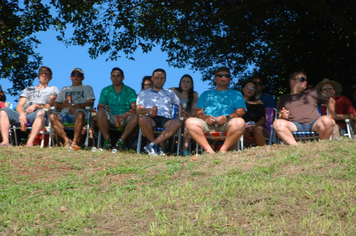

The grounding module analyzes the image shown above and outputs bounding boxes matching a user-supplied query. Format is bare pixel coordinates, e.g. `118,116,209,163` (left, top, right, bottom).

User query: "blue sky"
1,29,212,107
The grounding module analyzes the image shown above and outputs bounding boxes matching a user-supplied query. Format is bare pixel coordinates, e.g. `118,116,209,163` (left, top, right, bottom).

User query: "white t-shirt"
20,86,59,110
136,88,180,118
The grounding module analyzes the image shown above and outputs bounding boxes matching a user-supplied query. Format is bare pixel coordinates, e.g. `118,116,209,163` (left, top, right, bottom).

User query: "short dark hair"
38,66,52,77
215,67,230,75
111,67,124,77
152,68,166,77
288,71,306,84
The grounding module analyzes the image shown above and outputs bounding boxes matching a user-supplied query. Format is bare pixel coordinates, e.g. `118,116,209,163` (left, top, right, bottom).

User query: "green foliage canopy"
0,0,52,96
1,0,356,97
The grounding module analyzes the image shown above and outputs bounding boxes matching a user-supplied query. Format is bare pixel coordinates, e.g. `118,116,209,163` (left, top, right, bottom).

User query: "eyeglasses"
71,73,83,77
322,87,334,91
216,74,231,78
245,86,256,90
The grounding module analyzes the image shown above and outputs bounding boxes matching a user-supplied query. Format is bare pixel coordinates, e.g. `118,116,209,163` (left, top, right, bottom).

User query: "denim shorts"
152,116,172,127
0,107,42,124
54,109,86,125
291,119,317,132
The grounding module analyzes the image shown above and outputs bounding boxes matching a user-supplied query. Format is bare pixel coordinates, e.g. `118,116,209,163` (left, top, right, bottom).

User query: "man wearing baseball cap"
49,68,95,149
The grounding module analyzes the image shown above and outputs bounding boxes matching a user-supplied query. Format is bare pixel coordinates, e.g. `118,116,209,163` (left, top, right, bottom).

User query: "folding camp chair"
9,108,51,148
195,131,244,156
291,104,330,141
48,106,95,148
136,104,182,155
244,107,278,146
343,119,355,139
271,104,331,144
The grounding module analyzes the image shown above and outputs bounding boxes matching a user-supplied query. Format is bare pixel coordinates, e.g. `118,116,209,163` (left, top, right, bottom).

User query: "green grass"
1,139,356,235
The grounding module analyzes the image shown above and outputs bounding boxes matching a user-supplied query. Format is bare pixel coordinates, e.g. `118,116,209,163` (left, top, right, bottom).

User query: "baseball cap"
71,67,84,75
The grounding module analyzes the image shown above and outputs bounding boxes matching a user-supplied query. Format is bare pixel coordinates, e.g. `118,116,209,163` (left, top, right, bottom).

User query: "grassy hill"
1,139,356,235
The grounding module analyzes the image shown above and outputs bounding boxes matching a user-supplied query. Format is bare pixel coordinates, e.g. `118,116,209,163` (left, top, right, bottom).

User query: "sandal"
64,141,72,148
0,143,10,147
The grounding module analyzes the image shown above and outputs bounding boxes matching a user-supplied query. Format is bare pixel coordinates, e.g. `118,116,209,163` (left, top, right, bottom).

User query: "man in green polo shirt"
96,67,138,150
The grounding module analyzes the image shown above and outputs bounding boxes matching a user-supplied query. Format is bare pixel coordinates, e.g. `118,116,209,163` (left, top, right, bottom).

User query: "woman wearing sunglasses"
241,80,269,146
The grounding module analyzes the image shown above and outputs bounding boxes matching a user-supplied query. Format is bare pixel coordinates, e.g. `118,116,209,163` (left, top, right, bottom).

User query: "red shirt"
321,95,356,129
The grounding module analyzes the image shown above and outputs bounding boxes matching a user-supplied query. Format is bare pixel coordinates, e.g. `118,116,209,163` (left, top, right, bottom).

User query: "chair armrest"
85,106,94,112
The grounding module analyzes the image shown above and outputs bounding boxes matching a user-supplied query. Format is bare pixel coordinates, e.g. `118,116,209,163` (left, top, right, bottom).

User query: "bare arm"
326,97,336,119
97,103,110,112
195,107,216,125
136,104,155,117
16,97,28,124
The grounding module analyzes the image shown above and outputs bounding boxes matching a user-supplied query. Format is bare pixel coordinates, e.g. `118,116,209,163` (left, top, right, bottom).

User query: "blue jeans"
0,107,42,124
291,119,318,132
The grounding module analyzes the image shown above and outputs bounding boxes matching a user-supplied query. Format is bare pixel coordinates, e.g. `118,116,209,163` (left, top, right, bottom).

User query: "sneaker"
103,139,112,149
157,146,166,156
143,143,159,156
115,140,127,150
181,150,190,156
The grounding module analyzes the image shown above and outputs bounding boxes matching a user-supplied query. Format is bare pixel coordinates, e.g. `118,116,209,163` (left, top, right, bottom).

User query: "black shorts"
152,116,172,127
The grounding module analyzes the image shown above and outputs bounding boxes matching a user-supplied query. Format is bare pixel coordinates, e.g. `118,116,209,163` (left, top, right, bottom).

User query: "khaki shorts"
191,117,230,132
101,109,131,127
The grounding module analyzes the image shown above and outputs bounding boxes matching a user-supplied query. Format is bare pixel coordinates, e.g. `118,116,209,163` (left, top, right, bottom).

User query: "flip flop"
25,144,34,147
0,143,9,147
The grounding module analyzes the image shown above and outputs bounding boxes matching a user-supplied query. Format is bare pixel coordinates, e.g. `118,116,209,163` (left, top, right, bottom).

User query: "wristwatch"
225,115,231,121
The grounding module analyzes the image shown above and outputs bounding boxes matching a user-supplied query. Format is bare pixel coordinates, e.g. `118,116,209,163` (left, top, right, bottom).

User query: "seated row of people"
0,66,355,153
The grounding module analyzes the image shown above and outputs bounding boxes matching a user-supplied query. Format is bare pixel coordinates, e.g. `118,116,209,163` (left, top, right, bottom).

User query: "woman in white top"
170,74,198,156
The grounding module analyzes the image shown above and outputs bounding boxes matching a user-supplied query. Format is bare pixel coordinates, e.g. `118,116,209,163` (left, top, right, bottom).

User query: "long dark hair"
242,80,258,102
141,76,152,91
176,74,195,112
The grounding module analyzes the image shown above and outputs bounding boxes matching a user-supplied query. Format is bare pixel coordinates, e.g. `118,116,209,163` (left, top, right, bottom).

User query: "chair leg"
13,126,18,146
195,142,199,157
136,128,143,154
176,129,181,156
97,130,102,148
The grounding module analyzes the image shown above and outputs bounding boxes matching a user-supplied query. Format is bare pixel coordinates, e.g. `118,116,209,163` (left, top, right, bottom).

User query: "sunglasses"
71,72,83,77
143,84,152,86
216,74,231,78
297,77,308,82
244,86,256,90
322,87,334,91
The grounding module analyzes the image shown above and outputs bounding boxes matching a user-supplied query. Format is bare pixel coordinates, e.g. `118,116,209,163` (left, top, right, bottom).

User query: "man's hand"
19,113,27,126
215,115,228,125
280,107,290,120
204,115,217,125
68,105,77,115
25,104,37,114
115,114,125,123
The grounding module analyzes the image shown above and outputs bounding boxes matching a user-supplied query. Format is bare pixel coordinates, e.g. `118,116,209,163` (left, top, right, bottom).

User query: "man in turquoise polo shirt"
185,67,246,154
96,67,138,150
